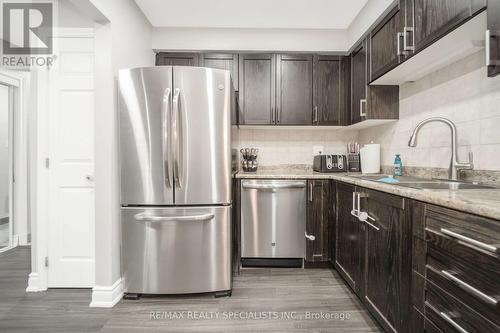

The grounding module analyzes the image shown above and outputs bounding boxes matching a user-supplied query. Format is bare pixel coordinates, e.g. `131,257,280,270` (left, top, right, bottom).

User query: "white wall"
151,0,396,53
359,51,500,171
347,0,397,48
89,0,153,304
152,28,349,53
238,128,359,166
0,85,9,219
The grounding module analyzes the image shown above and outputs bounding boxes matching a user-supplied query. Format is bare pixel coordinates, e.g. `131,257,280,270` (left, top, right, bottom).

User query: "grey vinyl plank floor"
0,247,382,332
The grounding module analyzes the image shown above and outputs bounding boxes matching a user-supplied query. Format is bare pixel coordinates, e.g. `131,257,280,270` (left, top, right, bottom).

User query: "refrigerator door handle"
172,88,183,188
162,87,172,188
134,212,215,222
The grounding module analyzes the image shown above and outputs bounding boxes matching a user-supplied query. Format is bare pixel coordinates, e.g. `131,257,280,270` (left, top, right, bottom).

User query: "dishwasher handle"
242,182,306,190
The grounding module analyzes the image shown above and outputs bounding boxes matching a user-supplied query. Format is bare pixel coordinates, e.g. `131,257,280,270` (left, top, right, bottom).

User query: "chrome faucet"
408,117,473,180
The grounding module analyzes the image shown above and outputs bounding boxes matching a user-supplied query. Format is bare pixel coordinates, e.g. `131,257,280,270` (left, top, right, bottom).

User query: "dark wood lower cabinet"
361,188,410,333
305,180,332,264
335,182,363,294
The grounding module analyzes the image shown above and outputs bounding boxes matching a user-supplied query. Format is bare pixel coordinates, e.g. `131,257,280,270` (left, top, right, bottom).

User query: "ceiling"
135,0,369,29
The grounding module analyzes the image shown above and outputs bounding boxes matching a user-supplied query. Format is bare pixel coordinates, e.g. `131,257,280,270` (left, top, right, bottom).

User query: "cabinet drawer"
425,205,500,256
425,227,500,293
425,280,499,333
426,252,500,327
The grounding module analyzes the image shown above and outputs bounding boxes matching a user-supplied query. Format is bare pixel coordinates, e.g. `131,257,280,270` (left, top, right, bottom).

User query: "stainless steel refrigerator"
118,66,234,296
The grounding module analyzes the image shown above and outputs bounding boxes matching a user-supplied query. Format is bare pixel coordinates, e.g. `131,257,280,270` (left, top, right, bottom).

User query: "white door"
48,30,95,287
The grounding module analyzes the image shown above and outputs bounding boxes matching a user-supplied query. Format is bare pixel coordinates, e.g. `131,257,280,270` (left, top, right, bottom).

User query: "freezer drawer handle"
242,182,306,190
133,212,215,222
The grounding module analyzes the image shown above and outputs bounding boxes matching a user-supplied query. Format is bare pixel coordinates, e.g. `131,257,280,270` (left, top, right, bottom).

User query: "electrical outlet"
313,145,323,156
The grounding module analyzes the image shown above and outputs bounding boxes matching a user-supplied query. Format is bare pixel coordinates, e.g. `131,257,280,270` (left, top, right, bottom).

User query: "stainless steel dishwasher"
241,180,306,264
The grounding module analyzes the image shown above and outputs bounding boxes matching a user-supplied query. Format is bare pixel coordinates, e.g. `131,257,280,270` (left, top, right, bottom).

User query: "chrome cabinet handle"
440,228,499,254
162,87,172,188
397,32,404,56
134,213,214,222
85,174,94,182
313,106,318,124
172,88,183,188
305,232,316,241
351,192,360,218
360,99,367,117
441,270,498,305
486,30,491,66
309,183,313,202
271,107,275,123
403,26,414,52
439,312,469,333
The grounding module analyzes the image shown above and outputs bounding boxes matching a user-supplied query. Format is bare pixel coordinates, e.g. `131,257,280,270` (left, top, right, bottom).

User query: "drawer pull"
441,270,498,305
440,228,499,254
438,311,469,333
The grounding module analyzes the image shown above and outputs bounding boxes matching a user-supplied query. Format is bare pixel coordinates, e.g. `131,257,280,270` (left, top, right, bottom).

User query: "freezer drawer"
241,180,306,258
121,206,231,294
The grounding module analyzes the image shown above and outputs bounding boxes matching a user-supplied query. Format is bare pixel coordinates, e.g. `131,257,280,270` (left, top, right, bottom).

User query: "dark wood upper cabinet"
312,56,350,126
361,189,411,333
200,53,239,90
412,0,474,52
487,0,500,77
305,180,331,263
276,54,313,125
369,4,405,82
351,42,367,125
238,54,275,125
155,52,199,66
351,39,399,125
335,182,363,294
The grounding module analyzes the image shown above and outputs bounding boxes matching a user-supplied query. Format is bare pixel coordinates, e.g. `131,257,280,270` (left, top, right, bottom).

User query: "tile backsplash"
359,50,500,171
238,128,359,166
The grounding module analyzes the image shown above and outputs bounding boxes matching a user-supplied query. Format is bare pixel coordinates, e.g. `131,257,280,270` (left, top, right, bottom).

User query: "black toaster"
313,155,348,172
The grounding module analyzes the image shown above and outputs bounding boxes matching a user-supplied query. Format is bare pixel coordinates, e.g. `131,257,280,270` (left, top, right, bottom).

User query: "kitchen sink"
348,174,497,190
396,182,496,190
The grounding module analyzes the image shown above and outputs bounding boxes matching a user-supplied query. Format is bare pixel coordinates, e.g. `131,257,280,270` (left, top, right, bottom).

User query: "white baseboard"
18,233,28,246
26,272,46,292
89,278,123,308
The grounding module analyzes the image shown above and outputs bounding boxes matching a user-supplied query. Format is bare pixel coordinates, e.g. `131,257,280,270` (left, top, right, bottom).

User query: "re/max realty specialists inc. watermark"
1,0,56,68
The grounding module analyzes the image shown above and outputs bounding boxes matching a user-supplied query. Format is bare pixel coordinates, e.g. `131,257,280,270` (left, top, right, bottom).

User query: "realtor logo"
2,2,53,54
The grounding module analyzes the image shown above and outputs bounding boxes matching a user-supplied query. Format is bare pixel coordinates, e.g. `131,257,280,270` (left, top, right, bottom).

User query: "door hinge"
45,158,50,168
44,256,49,267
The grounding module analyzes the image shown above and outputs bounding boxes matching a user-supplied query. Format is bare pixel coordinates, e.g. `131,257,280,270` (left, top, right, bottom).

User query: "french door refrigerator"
118,66,234,296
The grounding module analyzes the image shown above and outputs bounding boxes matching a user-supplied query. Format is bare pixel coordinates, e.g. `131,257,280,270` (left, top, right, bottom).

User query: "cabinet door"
351,42,367,125
487,0,500,77
369,5,405,81
362,188,411,333
155,52,199,66
238,54,275,125
305,180,331,263
413,0,472,52
312,56,348,126
276,54,313,125
200,53,239,90
335,182,362,294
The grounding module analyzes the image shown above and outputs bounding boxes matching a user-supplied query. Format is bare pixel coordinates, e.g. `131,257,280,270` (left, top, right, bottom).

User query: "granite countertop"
235,166,500,221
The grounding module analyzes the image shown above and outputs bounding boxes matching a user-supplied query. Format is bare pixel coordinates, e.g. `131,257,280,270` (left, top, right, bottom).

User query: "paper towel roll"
360,143,381,174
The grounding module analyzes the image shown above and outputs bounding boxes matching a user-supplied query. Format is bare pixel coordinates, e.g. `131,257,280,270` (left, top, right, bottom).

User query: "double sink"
349,174,497,191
